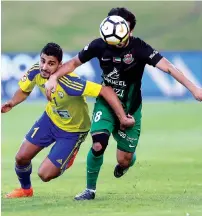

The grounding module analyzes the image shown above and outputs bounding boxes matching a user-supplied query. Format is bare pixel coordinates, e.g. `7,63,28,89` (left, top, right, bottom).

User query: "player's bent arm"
45,55,83,100
52,55,82,80
8,89,30,106
83,81,135,128
99,86,133,124
1,89,30,113
156,57,202,101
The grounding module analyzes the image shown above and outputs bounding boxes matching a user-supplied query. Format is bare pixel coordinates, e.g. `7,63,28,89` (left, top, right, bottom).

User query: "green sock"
130,153,136,167
86,149,103,190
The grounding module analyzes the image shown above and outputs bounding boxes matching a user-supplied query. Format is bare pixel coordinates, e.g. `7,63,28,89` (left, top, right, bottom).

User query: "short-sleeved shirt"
78,37,163,114
19,63,102,132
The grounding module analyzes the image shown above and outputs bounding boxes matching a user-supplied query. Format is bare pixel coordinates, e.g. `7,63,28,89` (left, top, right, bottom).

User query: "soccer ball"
99,15,130,45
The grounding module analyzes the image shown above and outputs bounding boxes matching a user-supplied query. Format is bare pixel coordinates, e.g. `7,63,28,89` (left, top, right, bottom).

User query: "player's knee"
15,153,31,165
38,169,59,182
38,171,53,182
92,143,102,151
91,133,109,156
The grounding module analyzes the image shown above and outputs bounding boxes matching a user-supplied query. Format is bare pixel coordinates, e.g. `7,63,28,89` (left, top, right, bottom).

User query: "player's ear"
58,62,63,68
130,29,134,36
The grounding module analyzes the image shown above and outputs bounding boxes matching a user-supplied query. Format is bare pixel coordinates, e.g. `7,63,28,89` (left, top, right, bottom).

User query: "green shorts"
90,98,142,153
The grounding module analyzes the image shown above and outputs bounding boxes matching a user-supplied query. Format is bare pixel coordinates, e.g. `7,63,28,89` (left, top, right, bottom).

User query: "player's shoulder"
130,36,143,45
89,38,107,49
60,73,86,86
61,72,79,80
27,63,40,81
130,36,150,48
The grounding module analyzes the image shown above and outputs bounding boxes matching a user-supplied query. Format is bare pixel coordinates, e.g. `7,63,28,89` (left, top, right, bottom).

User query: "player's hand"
120,114,135,131
192,87,202,101
1,101,14,113
45,75,58,101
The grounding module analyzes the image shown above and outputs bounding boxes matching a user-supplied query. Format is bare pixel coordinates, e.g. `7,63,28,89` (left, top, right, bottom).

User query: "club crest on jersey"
123,54,134,64
21,74,27,82
58,91,64,98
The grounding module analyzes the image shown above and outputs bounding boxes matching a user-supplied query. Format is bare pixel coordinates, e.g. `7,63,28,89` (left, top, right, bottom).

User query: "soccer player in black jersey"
45,8,202,200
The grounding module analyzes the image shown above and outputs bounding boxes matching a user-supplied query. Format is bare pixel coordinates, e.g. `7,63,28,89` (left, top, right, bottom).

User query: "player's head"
40,42,63,79
108,7,136,48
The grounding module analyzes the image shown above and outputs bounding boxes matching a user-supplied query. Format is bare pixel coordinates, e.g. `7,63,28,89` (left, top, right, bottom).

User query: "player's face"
40,53,61,79
115,35,130,48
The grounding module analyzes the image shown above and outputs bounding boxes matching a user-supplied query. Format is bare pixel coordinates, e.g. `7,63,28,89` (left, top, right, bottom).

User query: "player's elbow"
166,63,176,75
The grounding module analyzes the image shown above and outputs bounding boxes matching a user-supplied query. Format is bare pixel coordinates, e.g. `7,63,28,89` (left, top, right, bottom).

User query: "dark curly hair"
108,7,136,31
40,42,63,63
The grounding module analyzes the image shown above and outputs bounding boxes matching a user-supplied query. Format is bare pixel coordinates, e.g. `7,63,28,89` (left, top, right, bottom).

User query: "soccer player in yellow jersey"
1,43,134,198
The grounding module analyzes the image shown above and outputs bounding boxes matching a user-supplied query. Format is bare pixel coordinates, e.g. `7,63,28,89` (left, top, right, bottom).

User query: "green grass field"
1,101,202,216
2,1,202,52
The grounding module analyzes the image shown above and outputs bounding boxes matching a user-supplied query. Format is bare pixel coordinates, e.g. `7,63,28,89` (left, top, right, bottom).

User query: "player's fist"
192,87,202,101
1,101,14,113
120,114,135,131
45,75,58,101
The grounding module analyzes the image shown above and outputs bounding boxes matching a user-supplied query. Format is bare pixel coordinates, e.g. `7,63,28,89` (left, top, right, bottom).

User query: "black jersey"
78,37,163,114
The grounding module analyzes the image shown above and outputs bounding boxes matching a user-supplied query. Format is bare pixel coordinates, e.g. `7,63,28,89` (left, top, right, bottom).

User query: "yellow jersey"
18,63,102,132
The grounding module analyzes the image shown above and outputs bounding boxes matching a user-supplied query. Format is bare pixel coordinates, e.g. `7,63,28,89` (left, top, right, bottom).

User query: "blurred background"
1,1,202,216
2,1,202,100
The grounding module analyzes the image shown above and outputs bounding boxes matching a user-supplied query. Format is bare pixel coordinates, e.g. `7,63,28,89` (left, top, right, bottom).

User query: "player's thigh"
91,97,116,134
16,139,44,162
113,104,142,153
47,132,88,174
25,112,55,148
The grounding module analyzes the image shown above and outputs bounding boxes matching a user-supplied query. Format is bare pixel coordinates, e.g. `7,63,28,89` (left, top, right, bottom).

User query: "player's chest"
37,81,69,107
99,48,142,81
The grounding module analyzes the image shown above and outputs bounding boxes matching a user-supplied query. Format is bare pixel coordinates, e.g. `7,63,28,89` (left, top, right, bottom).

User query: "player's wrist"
119,115,127,123
50,74,58,80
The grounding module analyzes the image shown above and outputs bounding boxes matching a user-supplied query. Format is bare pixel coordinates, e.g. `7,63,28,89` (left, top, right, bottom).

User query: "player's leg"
114,149,137,178
5,112,54,198
15,140,43,188
75,98,115,201
113,104,142,178
5,140,43,198
38,132,88,182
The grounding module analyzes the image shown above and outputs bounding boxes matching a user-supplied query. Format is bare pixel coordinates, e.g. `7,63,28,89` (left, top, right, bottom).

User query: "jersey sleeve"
59,75,102,97
82,81,102,97
59,75,87,96
137,38,163,66
18,65,39,92
78,39,100,63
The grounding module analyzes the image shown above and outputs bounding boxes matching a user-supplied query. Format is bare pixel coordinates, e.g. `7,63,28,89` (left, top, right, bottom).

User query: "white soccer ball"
99,15,130,45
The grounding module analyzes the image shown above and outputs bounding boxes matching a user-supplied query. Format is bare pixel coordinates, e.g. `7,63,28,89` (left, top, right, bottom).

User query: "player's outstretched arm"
156,58,202,101
99,86,135,130
45,55,82,100
1,89,30,113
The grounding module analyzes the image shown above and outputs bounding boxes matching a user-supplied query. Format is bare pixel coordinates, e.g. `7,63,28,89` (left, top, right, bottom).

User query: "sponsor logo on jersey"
106,67,119,79
149,50,158,59
123,54,134,64
104,67,126,86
